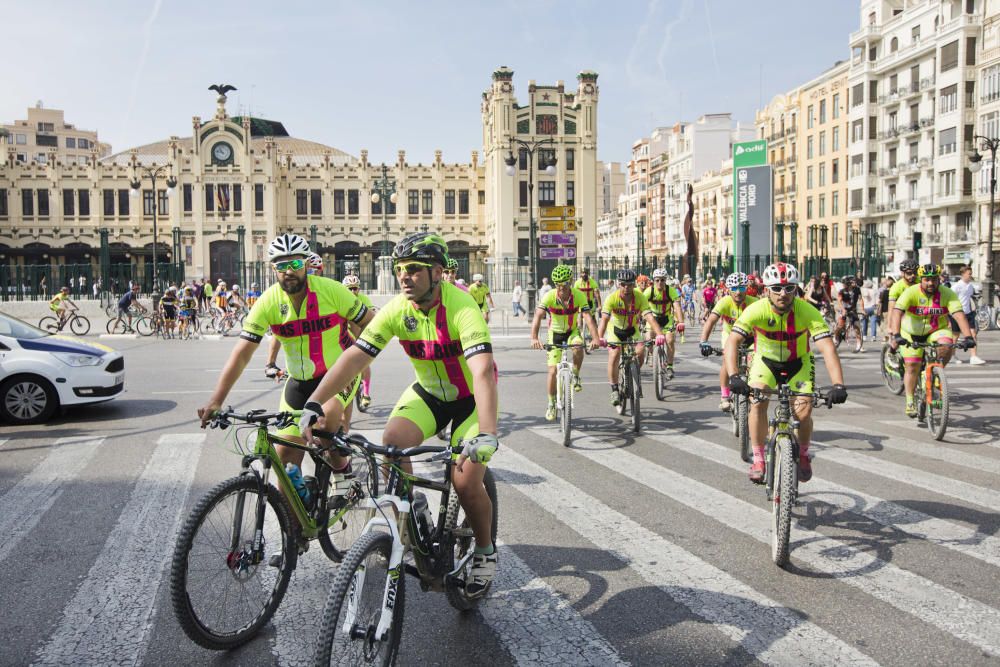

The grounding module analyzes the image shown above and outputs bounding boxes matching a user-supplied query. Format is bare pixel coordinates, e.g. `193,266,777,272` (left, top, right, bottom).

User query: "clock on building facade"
211,141,234,166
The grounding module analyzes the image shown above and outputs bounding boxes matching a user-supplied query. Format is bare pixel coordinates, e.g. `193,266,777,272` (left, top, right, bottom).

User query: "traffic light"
912,231,923,253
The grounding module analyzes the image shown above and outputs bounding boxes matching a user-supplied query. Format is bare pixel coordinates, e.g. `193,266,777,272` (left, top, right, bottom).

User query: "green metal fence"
1,262,185,301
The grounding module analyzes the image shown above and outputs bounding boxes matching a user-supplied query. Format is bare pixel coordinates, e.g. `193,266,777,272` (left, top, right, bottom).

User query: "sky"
4,0,860,166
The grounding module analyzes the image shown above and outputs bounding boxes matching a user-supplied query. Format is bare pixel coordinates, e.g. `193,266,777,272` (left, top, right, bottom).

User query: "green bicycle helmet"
551,264,573,284
392,232,450,267
446,257,459,271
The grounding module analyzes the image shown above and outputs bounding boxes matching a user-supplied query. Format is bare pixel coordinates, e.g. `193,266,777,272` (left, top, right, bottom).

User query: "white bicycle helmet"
761,262,800,286
472,273,484,282
725,272,749,289
231,284,240,291
343,275,361,287
250,282,258,289
306,252,324,270
268,233,311,261
651,268,668,279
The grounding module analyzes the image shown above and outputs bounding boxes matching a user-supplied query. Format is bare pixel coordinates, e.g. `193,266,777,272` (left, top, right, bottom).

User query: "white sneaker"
970,356,987,365
953,359,964,364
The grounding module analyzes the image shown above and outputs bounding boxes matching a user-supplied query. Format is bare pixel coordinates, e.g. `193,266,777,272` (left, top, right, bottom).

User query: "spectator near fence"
512,280,524,317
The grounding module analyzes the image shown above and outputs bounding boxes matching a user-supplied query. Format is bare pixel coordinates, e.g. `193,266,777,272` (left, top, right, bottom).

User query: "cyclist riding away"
469,274,495,323
598,269,667,407
643,268,684,379
117,284,147,332
198,232,375,508
179,286,197,337
344,274,376,410
298,232,500,598
530,265,602,421
835,275,865,353
160,286,179,338
48,286,76,327
888,264,975,418
700,271,758,411
725,262,848,483
574,266,602,314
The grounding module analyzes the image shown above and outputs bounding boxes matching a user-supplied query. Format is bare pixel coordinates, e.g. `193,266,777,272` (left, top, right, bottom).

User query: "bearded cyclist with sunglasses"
299,232,500,598
724,263,848,483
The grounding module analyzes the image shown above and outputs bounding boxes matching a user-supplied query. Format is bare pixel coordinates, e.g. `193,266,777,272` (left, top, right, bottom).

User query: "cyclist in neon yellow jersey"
343,274,376,409
574,266,602,313
700,271,757,411
888,264,974,417
887,258,918,323
725,263,847,484
299,232,500,598
468,274,494,322
643,268,685,379
198,233,374,482
530,265,601,420
597,268,667,407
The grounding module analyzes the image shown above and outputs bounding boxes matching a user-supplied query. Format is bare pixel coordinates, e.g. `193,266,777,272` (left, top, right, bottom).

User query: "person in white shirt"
512,280,524,317
861,279,879,342
951,265,985,365
537,277,553,300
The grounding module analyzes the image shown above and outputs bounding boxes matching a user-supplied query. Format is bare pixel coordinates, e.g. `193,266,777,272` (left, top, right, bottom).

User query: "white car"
0,312,125,424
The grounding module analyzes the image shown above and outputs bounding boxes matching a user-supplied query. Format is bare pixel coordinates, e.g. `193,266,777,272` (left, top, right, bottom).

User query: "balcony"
879,90,901,106
950,230,975,244
786,184,796,194
900,122,921,136
982,90,1000,105
850,24,881,46
926,232,942,245
919,117,935,128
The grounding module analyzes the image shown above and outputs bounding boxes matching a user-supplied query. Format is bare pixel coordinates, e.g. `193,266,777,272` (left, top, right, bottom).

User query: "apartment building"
2,105,111,166
756,90,801,258
973,4,1000,279
848,0,983,273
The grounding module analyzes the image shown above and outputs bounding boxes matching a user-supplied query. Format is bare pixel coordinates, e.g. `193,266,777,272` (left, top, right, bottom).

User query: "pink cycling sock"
752,446,765,464
361,379,371,394
721,387,731,398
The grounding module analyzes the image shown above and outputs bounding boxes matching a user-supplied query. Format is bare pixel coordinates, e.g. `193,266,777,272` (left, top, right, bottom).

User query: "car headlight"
52,351,104,367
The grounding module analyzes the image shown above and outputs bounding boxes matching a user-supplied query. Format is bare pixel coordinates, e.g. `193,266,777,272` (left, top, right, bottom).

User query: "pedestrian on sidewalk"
861,279,878,342
951,265,986,365
512,280,524,316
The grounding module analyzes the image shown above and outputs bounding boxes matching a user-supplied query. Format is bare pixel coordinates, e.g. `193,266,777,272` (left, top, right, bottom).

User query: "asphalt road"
1,323,999,666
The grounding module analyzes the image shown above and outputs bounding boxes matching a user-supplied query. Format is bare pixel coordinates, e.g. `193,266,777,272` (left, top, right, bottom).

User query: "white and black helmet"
268,233,311,261
725,272,749,289
651,268,668,279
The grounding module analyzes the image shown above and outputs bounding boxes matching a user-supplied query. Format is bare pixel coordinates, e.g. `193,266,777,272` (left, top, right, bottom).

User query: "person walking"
861,279,879,342
512,280,524,317
951,265,986,365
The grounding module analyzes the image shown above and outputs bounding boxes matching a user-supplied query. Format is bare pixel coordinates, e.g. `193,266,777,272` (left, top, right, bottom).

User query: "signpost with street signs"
536,205,579,278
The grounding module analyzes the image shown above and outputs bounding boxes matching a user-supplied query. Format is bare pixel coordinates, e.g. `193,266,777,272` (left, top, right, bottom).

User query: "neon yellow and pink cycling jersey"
894,284,962,337
643,285,680,318
574,276,600,308
356,281,492,402
601,288,652,331
538,287,591,334
712,294,759,334
240,275,368,381
468,282,491,310
732,297,831,362
888,277,914,302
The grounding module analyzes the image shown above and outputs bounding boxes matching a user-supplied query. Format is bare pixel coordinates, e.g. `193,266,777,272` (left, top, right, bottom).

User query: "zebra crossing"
1,395,998,665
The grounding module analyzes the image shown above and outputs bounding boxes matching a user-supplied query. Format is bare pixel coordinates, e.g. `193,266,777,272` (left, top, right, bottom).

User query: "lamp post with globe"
130,164,176,308
968,136,999,310
370,164,399,293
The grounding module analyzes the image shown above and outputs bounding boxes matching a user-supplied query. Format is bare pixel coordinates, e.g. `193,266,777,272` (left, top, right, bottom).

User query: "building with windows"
973,4,1000,279
848,0,984,274
596,161,626,258
756,88,801,261
2,105,110,166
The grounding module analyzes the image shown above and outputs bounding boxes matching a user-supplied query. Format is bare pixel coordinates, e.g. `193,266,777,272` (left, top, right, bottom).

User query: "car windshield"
0,312,51,340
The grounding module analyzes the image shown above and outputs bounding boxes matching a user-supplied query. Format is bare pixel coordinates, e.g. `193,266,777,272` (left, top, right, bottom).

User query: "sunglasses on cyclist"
768,284,798,294
394,261,433,276
348,286,359,292
272,258,305,272
729,286,747,292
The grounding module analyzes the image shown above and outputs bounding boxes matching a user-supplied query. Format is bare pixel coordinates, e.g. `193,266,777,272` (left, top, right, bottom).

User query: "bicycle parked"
313,430,498,666
170,408,377,650
543,343,583,447
610,341,643,433
749,379,836,567
39,304,91,336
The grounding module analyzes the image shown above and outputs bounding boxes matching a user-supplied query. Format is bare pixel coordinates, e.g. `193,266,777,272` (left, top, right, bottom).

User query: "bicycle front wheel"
771,435,796,567
654,346,666,401
170,475,298,650
135,316,154,336
630,360,641,433
314,530,403,667
880,344,904,395
925,366,950,441
317,447,379,562
560,367,572,447
615,361,628,416
69,314,91,336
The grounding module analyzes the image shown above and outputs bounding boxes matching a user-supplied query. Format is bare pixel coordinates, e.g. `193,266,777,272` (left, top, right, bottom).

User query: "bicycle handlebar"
541,343,585,350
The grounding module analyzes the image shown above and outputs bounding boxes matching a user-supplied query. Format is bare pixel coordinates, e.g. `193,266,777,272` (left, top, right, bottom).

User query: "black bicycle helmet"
391,232,450,267
616,269,637,283
899,258,919,272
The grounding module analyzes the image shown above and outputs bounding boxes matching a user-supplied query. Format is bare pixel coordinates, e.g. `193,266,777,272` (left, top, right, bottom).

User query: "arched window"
890,37,899,52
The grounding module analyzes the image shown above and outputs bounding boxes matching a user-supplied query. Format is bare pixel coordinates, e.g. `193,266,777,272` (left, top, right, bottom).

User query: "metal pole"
150,170,158,295
988,144,997,309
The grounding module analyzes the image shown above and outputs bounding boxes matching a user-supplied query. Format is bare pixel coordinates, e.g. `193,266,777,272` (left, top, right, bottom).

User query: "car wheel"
0,375,59,424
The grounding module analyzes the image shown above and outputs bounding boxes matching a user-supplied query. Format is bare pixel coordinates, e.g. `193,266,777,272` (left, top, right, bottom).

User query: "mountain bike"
904,340,960,441
749,380,834,567
711,344,752,463
652,327,674,401
833,312,863,352
611,340,643,433
170,409,377,650
544,343,583,447
106,310,153,335
39,305,91,336
313,431,498,666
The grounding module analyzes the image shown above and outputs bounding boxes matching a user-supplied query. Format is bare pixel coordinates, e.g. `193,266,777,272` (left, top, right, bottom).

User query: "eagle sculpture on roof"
208,84,237,96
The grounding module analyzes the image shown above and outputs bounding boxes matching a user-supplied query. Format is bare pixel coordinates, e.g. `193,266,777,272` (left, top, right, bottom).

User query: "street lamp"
370,164,398,292
635,215,646,274
130,164,176,306
504,137,556,311
968,136,998,310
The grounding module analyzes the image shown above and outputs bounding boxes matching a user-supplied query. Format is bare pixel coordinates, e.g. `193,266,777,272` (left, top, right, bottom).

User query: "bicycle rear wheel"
107,317,127,334
314,531,402,667
654,346,666,401
69,315,91,336
925,366,949,441
880,344,904,395
560,367,572,447
38,316,59,333
630,360,641,433
444,468,499,611
771,435,796,567
738,395,751,463
170,475,297,650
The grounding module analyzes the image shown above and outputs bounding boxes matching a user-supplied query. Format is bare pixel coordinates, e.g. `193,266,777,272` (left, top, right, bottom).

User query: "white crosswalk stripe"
535,427,1000,658
33,434,206,667
495,448,878,666
0,436,105,564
